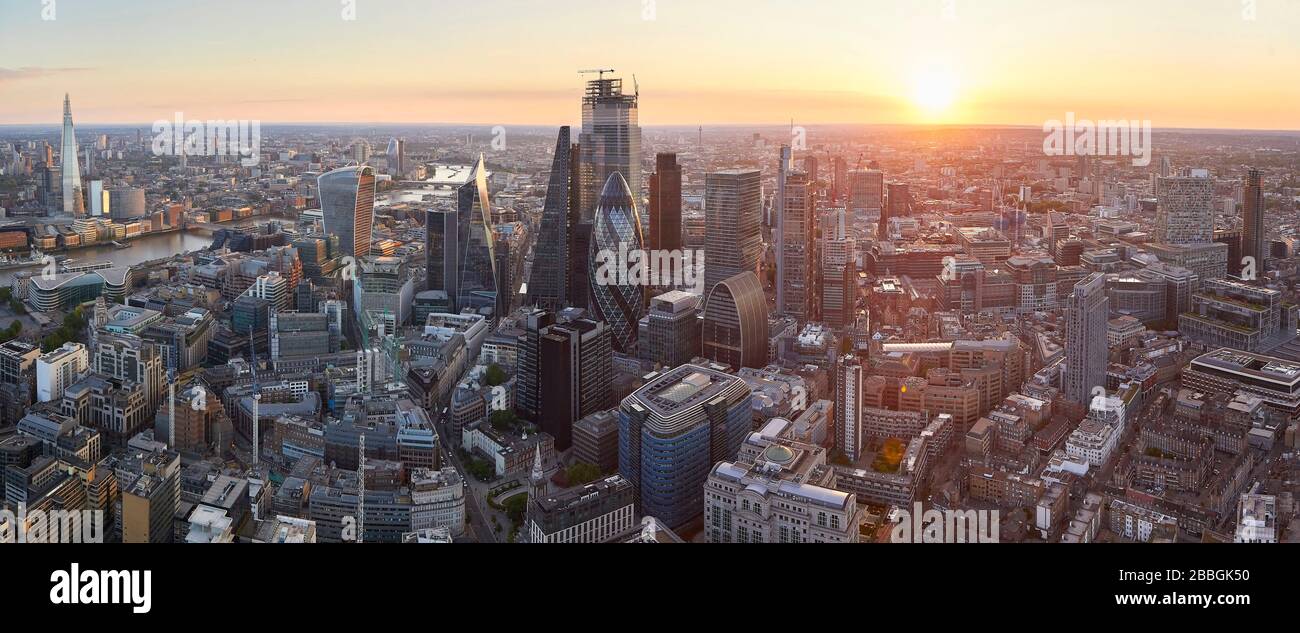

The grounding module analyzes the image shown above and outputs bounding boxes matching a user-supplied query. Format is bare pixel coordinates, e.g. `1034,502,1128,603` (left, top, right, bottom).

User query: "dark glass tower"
1243,168,1265,275
529,127,575,309
648,153,682,252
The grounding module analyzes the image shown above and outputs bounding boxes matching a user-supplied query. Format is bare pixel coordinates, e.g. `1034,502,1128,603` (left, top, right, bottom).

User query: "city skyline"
2,0,1299,130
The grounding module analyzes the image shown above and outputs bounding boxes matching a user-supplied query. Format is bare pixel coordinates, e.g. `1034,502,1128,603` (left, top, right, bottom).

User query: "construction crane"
578,68,616,80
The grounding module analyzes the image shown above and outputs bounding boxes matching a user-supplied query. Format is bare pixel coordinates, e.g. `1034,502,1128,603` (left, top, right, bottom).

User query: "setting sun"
910,68,959,119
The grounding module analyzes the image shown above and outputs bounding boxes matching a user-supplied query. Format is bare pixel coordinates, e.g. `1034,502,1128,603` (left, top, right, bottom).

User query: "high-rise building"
704,169,762,293
831,156,848,203
107,188,146,219
701,272,767,370
529,127,577,309
318,165,376,260
638,290,701,368
1156,172,1214,245
539,318,612,450
579,76,641,223
426,157,498,317
60,94,83,214
821,208,856,328
1063,273,1109,406
648,152,682,253
36,342,87,403
588,173,645,354
386,138,405,178
881,182,910,240
354,256,414,331
516,309,556,421
835,354,865,462
777,148,816,322
120,446,181,543
618,364,752,529
1242,168,1265,273
848,169,884,214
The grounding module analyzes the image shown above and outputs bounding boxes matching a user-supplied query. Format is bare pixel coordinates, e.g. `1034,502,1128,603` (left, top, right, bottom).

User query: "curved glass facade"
617,364,752,529
701,271,767,369
318,165,376,260
588,172,644,354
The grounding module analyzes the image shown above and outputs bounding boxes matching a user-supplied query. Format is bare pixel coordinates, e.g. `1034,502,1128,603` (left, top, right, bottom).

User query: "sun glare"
910,69,958,118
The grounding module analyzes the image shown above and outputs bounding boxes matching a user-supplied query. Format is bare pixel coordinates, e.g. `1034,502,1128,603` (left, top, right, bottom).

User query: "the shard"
60,94,84,214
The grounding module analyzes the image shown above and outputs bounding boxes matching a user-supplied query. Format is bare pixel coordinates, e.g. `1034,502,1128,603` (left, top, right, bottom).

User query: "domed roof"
763,444,795,465
597,172,635,208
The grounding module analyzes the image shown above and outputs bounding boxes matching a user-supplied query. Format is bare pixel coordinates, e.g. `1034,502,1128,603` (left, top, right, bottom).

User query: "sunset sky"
1,0,1297,129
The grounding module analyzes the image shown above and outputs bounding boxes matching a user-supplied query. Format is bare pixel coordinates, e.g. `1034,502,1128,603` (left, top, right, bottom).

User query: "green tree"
566,462,602,487
490,409,518,433
484,363,507,387
503,493,529,525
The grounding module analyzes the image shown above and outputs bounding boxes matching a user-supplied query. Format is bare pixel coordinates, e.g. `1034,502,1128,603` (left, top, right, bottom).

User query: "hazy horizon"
2,0,1297,130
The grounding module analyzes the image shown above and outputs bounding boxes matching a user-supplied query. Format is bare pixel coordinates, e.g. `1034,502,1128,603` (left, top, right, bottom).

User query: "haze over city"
2,0,1299,129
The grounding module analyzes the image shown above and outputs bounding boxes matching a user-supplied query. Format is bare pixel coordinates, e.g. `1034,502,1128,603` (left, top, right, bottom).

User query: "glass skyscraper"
60,94,83,214
427,155,498,318
618,364,752,529
318,165,376,260
528,126,575,309
589,172,645,354
579,77,640,223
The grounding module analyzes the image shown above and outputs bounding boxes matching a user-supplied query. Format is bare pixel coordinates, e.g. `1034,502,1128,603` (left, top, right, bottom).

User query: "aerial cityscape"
1,0,1298,549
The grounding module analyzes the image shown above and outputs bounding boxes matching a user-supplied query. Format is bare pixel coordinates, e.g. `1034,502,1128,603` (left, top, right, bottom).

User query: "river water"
0,217,283,286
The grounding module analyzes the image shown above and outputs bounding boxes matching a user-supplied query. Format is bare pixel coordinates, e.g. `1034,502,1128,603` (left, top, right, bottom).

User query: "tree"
503,493,529,525
490,409,518,433
566,462,602,487
485,363,507,387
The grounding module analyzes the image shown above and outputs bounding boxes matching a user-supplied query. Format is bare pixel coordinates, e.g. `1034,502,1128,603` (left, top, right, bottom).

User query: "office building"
701,271,767,370
1156,172,1214,245
539,318,613,450
777,148,816,322
704,169,762,293
648,152,682,252
618,364,752,529
1063,273,1108,406
354,256,414,331
526,474,635,544
588,172,645,354
836,354,865,462
60,94,83,214
578,75,641,223
36,342,88,403
706,421,859,543
1242,168,1266,272
1179,278,1298,352
529,126,578,309
318,165,376,260
638,290,701,368
120,446,182,543
848,169,884,214
572,409,619,474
